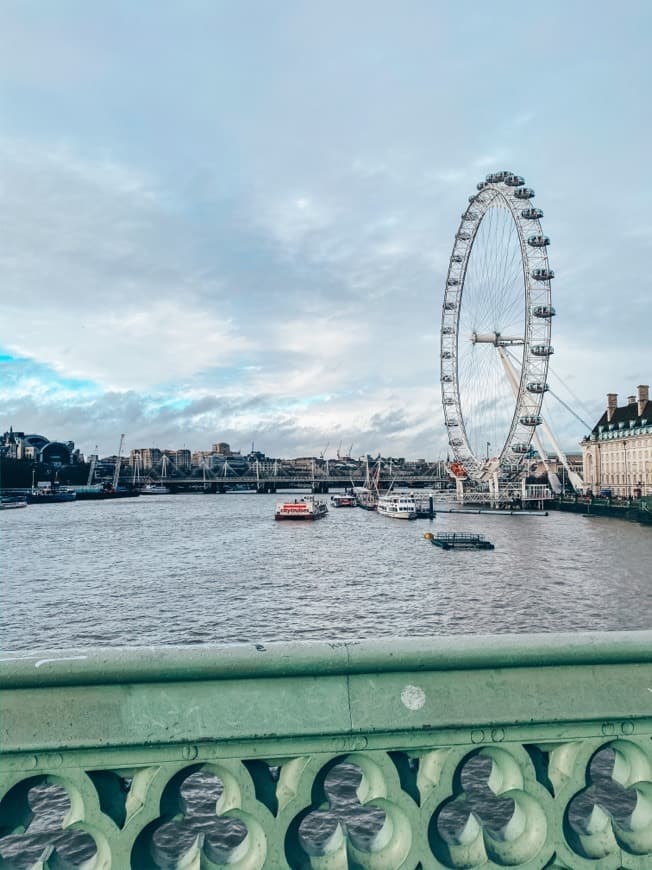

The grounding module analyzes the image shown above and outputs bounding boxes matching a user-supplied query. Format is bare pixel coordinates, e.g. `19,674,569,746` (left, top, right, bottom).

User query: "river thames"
2,492,651,651
2,492,652,866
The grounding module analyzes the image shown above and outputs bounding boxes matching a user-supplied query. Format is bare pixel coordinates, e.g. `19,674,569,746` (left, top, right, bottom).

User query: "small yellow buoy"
423,532,434,540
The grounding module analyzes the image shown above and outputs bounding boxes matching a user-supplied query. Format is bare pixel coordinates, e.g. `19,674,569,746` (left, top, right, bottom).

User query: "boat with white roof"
274,496,328,521
377,492,418,520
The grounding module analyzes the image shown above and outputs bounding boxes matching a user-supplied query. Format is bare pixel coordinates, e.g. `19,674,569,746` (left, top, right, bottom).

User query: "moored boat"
72,484,141,500
377,492,417,520
353,486,378,510
26,484,76,504
275,497,328,521
140,484,171,495
0,497,28,509
330,494,356,508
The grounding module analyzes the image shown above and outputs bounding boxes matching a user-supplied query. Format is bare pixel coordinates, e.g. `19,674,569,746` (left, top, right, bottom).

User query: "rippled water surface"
2,492,651,650
2,493,651,866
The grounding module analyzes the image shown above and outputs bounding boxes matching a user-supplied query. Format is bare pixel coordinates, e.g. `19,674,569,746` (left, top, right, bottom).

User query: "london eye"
440,171,555,481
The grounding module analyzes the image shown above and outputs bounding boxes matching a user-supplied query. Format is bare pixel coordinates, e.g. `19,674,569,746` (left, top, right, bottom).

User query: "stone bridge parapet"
1,632,652,868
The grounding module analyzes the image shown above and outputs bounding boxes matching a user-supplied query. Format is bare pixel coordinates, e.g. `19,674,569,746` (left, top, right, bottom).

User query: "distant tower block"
212,442,231,455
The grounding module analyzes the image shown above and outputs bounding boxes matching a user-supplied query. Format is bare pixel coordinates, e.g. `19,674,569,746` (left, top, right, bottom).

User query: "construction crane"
86,445,98,485
112,434,125,491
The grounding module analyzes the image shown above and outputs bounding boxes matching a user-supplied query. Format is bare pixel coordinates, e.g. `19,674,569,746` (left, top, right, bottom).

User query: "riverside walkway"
2,631,652,868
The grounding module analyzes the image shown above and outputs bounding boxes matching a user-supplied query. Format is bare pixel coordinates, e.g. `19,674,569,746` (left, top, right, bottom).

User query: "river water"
2,491,651,650
1,493,651,867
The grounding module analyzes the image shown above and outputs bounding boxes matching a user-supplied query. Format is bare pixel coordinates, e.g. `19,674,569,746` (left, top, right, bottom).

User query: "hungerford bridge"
122,458,449,494
115,457,551,503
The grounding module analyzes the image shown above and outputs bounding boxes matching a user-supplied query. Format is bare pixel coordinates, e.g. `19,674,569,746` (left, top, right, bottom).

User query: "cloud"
1,1,651,465
0,141,254,390
3,301,251,391
254,193,339,254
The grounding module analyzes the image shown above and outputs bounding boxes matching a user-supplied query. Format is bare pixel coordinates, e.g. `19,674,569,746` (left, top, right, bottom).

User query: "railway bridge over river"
128,473,450,494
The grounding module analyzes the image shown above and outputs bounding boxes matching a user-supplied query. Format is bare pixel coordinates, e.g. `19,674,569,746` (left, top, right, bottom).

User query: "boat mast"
112,434,125,490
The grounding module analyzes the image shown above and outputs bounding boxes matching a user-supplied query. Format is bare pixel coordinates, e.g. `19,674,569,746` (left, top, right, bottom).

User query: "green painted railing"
2,632,652,868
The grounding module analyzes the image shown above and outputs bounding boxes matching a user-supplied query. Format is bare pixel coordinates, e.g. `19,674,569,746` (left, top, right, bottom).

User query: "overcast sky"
1,1,650,459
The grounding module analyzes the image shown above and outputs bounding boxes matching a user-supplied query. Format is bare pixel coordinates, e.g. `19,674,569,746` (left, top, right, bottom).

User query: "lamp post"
486,442,491,461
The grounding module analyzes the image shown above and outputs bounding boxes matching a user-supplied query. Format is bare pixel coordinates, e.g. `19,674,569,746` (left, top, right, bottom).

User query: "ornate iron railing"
1,632,652,868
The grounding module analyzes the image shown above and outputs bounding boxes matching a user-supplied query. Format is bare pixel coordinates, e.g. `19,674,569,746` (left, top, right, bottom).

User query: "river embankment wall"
549,496,652,524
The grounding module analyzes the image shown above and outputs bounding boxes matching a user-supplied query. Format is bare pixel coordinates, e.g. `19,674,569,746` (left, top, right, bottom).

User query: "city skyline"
1,2,650,459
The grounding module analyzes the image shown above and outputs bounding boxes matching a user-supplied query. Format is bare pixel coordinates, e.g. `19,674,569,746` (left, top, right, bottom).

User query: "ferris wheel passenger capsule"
462,211,479,220
522,207,544,220
447,278,459,286
532,305,556,318
445,419,459,426
511,443,531,454
526,381,550,393
519,415,543,427
531,344,554,356
514,187,535,200
450,438,463,446
531,268,554,281
476,181,487,190
442,326,455,335
441,374,453,382
493,170,514,181
485,172,500,183
456,231,471,241
441,351,453,359
527,235,550,247
451,254,463,263
504,174,525,186
444,301,457,310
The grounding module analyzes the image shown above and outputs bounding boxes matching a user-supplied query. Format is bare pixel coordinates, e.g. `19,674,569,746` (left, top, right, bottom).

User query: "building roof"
592,400,651,434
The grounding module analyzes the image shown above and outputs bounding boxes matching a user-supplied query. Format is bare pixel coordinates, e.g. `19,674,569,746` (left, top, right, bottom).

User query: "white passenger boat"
377,492,418,520
275,497,328,521
140,484,171,495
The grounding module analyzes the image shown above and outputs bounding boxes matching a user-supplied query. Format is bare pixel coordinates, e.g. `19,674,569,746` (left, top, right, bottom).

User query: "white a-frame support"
497,347,584,494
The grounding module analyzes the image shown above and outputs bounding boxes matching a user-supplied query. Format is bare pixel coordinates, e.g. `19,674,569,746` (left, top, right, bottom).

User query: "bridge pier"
256,483,276,494
312,482,329,494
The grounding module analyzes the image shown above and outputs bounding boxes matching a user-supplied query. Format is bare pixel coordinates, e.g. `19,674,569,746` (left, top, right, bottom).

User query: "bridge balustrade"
2,631,651,868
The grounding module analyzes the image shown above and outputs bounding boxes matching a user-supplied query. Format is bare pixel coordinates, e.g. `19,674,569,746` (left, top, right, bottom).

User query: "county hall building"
582,384,652,497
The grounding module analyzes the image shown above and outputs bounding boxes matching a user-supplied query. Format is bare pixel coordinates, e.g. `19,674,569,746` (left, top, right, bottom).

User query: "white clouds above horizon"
1,1,651,459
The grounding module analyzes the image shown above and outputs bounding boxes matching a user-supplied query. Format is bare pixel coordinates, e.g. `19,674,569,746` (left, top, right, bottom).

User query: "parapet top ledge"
1,631,652,689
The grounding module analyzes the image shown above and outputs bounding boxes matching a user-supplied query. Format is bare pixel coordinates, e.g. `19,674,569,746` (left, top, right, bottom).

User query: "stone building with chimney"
581,385,651,497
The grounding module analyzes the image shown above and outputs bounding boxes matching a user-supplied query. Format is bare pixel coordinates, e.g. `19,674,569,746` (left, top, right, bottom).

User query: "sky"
1,1,650,460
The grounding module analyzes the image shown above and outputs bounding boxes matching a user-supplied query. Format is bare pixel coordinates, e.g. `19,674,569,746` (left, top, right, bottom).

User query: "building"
529,454,584,489
581,385,652,497
212,442,232,456
163,449,192,472
129,448,162,470
0,428,22,459
0,429,77,467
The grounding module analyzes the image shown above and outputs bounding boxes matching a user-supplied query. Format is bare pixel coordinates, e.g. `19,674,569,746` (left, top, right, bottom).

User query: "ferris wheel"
440,171,555,481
